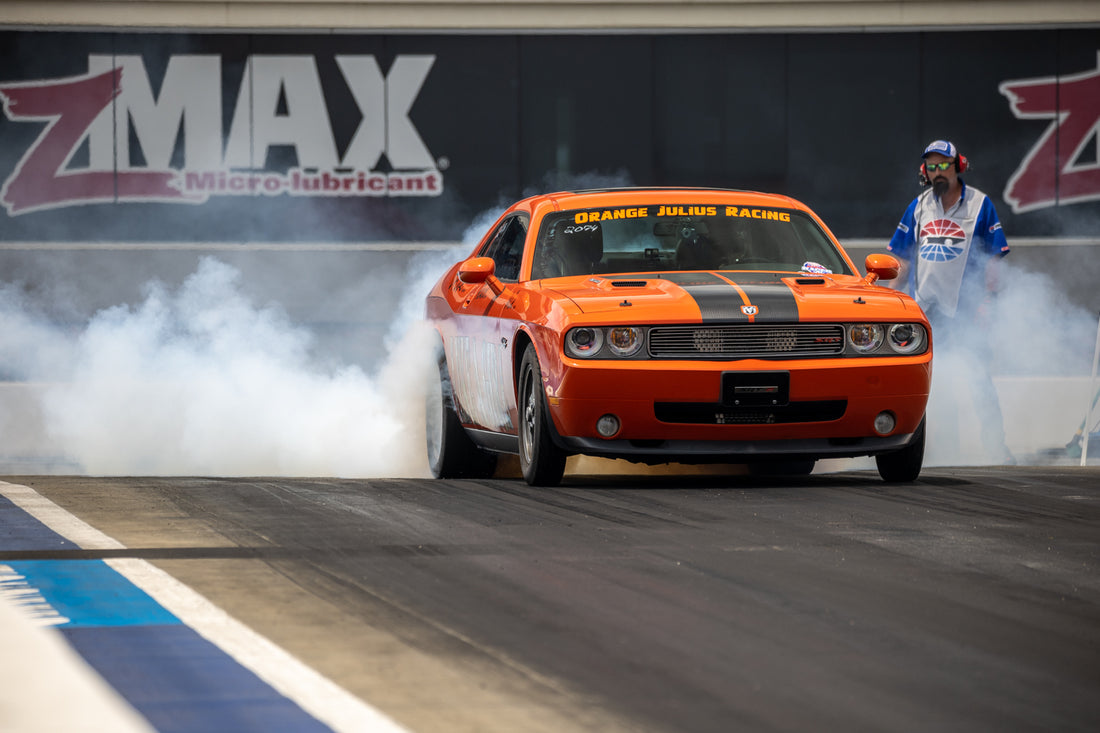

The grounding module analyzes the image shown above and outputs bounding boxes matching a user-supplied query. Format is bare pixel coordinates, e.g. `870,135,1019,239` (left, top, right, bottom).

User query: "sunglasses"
925,161,954,172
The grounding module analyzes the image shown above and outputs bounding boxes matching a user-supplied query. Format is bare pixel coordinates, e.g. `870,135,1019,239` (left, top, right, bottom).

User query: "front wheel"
426,352,498,479
876,417,925,483
517,345,567,486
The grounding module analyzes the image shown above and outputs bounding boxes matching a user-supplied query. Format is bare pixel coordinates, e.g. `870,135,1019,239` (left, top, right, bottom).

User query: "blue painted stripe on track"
0,494,79,550
1,494,337,733
63,625,333,733
5,560,180,627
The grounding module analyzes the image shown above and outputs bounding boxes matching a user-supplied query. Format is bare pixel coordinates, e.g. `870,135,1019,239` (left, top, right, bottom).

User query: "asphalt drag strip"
2,467,1099,733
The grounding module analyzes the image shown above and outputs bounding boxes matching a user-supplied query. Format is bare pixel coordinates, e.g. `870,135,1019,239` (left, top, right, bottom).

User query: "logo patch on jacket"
918,218,967,262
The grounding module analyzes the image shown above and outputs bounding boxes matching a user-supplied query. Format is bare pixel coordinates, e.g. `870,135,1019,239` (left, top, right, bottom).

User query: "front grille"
648,324,844,359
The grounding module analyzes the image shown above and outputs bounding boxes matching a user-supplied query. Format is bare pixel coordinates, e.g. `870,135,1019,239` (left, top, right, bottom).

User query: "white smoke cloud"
921,259,1099,466
0,285,76,382
0,249,474,477
0,189,500,477
35,258,398,475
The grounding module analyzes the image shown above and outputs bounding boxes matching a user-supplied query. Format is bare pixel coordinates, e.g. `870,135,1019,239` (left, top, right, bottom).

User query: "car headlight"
564,326,647,358
608,326,643,357
847,324,884,353
887,323,926,354
565,327,605,358
846,323,928,356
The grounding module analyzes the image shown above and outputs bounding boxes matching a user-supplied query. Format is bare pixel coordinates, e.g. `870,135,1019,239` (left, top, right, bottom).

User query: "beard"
932,177,950,198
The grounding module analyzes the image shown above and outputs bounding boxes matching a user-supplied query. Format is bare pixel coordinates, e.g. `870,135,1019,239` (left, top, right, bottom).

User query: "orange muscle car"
425,188,931,485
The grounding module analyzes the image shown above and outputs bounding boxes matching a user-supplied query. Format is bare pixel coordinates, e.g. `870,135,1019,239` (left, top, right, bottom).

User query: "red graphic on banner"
0,54,443,216
0,68,187,215
999,53,1100,213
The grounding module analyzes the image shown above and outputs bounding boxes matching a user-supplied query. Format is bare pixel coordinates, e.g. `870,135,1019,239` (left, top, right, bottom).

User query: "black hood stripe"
659,272,800,323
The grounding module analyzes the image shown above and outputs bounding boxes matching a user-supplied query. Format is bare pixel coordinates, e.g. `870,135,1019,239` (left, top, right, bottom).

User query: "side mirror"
864,253,900,282
458,257,496,284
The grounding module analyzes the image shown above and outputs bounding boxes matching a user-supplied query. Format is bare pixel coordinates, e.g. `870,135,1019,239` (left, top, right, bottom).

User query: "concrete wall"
3,0,1100,30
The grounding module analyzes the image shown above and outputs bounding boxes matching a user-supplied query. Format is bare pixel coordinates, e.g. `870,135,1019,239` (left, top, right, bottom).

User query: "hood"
543,272,920,323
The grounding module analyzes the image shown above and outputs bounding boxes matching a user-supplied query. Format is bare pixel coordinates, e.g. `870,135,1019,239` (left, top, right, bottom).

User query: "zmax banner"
1,56,442,214
0,29,1097,243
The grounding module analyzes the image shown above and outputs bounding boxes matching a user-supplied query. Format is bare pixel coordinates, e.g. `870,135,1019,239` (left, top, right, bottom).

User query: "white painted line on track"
1,482,125,550
0,590,155,733
0,480,411,733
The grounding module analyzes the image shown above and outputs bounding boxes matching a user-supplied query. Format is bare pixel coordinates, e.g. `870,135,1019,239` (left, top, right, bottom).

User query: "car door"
482,214,530,434
449,214,528,433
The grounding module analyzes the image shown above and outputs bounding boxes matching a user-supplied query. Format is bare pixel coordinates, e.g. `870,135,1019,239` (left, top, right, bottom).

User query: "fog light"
596,414,621,438
873,411,896,436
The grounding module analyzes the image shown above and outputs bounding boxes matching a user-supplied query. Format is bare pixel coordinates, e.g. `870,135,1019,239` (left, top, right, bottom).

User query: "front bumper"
544,356,931,459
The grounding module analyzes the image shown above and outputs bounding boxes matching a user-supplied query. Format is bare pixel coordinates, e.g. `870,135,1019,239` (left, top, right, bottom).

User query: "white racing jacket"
887,181,1009,317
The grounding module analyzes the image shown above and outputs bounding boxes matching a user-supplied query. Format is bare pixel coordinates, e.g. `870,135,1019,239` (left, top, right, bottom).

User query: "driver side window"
480,215,529,282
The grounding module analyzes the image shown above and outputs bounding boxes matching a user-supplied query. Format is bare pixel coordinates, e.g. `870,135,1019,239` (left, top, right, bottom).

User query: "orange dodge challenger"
424,188,931,485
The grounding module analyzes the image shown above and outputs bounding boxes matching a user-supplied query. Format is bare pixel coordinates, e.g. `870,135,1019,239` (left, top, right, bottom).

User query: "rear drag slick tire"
426,353,498,479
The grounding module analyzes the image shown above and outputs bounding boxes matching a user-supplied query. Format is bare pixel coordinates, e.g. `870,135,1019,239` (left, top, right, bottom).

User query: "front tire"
876,417,925,483
426,352,498,479
517,345,567,486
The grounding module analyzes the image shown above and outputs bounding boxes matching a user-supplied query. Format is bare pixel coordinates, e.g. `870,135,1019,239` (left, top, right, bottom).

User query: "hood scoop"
611,280,649,288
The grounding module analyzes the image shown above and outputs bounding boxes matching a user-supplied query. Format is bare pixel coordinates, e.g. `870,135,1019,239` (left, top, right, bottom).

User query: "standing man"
887,139,1014,463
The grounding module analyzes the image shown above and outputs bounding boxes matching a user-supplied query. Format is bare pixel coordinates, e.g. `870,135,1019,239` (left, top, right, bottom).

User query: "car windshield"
531,203,852,278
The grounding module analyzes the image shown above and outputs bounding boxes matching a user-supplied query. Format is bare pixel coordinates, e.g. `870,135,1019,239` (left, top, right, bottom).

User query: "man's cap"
922,140,958,159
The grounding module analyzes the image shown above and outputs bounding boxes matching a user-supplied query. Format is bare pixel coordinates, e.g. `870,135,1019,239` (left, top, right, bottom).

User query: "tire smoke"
921,259,1098,466
2,250,468,476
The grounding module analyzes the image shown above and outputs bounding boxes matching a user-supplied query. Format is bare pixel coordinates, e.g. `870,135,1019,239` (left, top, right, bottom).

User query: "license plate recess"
721,372,790,406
